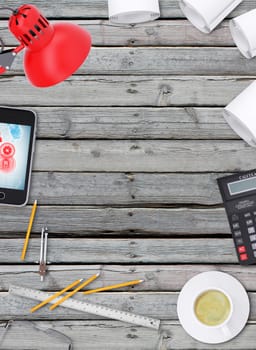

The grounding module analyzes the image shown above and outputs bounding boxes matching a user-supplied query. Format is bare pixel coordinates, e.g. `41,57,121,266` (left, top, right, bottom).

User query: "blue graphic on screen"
0,123,31,190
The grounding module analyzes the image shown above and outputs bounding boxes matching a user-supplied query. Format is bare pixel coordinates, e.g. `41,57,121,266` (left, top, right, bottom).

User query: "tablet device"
0,107,36,206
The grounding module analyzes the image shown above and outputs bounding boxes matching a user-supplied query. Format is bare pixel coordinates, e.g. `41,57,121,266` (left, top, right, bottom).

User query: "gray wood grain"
1,0,254,18
1,290,256,320
1,320,255,350
0,265,256,292
0,206,231,235
32,107,238,140
82,48,256,76
0,76,251,107
2,1,255,348
0,20,234,47
0,238,235,263
9,47,256,76
0,291,178,320
32,140,254,172
29,172,223,205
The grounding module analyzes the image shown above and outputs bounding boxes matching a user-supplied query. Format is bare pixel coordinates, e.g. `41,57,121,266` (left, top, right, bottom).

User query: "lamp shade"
9,4,91,87
230,9,256,59
108,0,160,24
224,81,256,147
179,0,243,33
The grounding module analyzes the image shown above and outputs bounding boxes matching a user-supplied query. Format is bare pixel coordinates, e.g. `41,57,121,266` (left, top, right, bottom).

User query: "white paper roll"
108,0,160,24
224,81,256,147
230,9,256,59
179,0,243,33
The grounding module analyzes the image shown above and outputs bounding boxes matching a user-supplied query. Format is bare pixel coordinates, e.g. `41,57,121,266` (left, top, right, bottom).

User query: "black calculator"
218,169,256,265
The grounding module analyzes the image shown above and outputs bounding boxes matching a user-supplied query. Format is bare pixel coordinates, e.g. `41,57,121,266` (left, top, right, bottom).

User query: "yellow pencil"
50,273,100,310
21,199,38,261
83,279,144,295
30,278,83,313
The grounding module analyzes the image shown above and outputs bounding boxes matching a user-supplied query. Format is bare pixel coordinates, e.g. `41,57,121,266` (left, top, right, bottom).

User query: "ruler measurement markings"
9,285,160,330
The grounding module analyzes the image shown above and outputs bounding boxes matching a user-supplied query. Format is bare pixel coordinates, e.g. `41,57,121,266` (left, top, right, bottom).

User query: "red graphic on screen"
0,142,16,172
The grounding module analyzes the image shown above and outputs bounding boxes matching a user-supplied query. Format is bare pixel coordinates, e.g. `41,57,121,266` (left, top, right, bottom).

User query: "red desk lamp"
0,4,91,87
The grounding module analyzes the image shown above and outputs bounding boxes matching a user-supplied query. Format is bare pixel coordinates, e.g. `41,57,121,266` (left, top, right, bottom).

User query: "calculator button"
232,223,240,229
252,243,256,250
254,211,256,216
236,238,243,245
233,230,242,237
238,246,246,254
250,235,256,242
246,219,253,226
254,251,256,258
240,253,248,261
244,213,251,218
248,227,256,234
231,214,239,221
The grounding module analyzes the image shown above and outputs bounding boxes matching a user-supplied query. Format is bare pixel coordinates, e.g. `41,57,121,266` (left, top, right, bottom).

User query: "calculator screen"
228,177,256,195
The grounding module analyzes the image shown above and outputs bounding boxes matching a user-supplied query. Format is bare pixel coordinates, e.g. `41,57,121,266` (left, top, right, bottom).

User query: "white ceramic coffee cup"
224,81,256,147
192,287,233,336
108,0,160,24
230,9,256,58
179,0,243,33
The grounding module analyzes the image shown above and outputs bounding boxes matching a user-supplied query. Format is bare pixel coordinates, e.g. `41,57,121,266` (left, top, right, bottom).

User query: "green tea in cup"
194,289,231,326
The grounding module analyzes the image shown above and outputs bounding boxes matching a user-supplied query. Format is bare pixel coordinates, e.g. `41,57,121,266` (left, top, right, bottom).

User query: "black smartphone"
0,107,36,206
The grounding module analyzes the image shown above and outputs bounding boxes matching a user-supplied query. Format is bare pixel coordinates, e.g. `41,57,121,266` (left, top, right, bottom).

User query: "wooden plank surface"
1,320,256,350
0,207,232,235
0,238,236,263
0,20,235,47
31,107,238,140
8,47,256,75
2,290,256,320
0,76,252,107
0,0,253,18
29,172,223,205
1,0,255,349
31,140,255,172
1,265,256,291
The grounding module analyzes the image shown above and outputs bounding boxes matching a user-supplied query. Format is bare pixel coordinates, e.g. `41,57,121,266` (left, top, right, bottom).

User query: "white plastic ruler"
9,285,160,330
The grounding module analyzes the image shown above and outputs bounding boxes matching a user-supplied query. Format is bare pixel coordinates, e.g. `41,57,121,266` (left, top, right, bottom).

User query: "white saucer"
177,271,250,344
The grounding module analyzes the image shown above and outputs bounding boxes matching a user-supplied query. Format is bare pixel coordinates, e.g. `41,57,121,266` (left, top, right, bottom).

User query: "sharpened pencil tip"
139,280,144,283
96,273,100,277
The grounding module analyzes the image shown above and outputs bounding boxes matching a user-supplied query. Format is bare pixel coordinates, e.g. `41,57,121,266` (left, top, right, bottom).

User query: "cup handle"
221,324,232,337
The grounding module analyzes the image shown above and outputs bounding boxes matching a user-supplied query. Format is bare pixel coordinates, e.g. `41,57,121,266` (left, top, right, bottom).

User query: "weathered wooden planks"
29,172,223,205
0,76,252,107
0,0,254,18
32,140,254,172
0,238,235,263
82,48,256,76
1,20,234,47
1,0,255,349
1,265,256,292
29,107,238,140
9,47,256,75
2,290,255,320
0,207,231,235
1,320,256,350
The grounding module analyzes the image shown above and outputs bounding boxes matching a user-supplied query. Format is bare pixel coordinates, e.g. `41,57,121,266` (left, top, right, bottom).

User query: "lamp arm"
0,44,24,74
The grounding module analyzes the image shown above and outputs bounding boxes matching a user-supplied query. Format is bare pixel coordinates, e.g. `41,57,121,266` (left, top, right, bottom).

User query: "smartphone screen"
0,107,36,206
0,123,32,190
